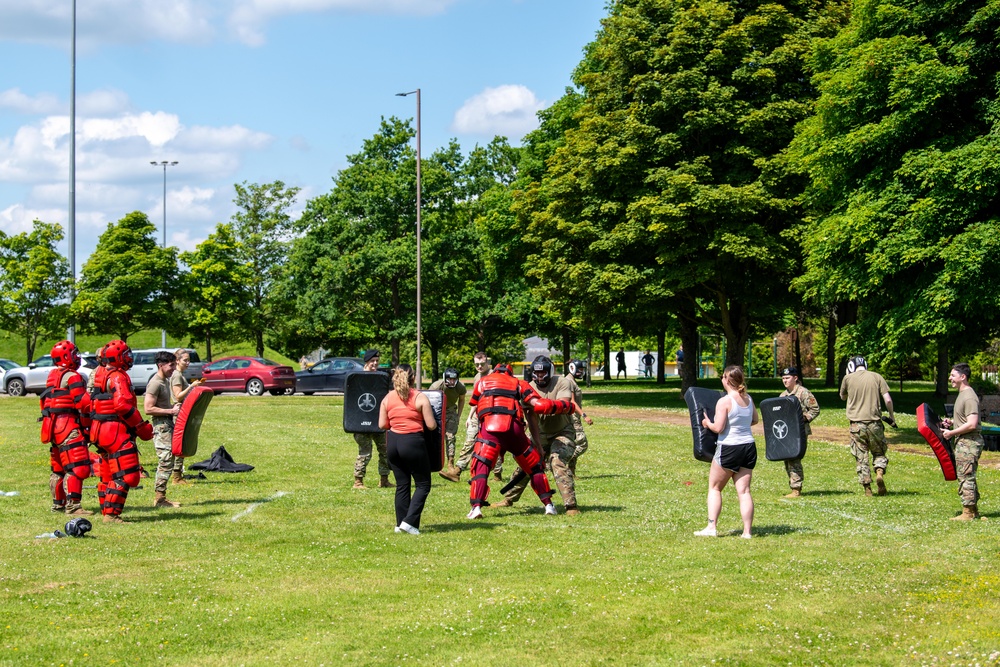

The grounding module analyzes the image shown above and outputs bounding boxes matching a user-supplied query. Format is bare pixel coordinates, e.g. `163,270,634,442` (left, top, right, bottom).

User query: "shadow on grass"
800,489,854,497
122,509,226,523
746,524,806,537
186,497,278,507
425,521,500,534
576,473,625,481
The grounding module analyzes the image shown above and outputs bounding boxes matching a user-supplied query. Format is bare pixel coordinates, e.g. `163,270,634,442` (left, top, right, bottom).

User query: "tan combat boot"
491,499,513,508
171,470,191,486
565,505,581,516
65,504,94,516
492,472,503,482
153,492,181,508
379,475,395,488
875,469,887,496
103,514,128,524
353,477,365,489
438,467,460,482
784,489,802,499
864,484,873,497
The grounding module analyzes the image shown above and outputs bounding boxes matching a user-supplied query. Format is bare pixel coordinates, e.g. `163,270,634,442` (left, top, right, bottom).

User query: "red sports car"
200,356,296,396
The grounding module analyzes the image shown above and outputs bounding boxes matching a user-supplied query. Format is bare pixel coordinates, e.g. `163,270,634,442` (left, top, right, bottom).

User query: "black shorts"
715,442,757,473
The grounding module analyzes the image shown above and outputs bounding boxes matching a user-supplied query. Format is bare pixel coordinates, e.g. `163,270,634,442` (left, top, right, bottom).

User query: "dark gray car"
294,357,363,395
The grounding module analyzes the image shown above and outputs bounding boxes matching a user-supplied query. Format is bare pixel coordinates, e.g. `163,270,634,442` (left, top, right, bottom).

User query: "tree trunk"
719,298,751,369
678,303,699,393
206,333,213,362
430,343,440,381
255,331,264,358
602,333,611,381
562,326,572,376
935,342,949,397
656,329,666,384
794,315,803,374
586,335,593,388
391,338,400,367
825,310,836,387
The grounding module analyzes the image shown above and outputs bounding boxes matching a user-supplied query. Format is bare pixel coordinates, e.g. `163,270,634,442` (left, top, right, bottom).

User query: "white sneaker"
544,504,558,516
466,506,483,520
399,522,420,535
740,533,752,539
394,526,402,533
693,526,717,537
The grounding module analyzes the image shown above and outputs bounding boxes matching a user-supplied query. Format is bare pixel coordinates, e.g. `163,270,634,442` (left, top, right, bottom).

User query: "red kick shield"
172,385,214,457
916,403,957,481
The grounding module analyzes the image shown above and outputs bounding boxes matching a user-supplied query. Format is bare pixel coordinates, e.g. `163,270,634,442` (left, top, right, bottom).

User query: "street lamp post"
67,0,76,344
396,89,421,385
150,160,178,348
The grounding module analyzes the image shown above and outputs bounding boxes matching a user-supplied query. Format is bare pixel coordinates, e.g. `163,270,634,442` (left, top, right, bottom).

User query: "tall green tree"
178,223,252,361
72,211,179,342
790,0,1000,392
0,221,72,363
521,0,848,372
229,181,300,358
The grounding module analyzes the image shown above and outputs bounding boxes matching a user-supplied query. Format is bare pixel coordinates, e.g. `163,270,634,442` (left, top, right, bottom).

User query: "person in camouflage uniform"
564,360,594,472
941,363,986,521
777,367,820,498
442,352,502,482
353,349,393,489
496,355,582,515
428,368,466,477
839,356,896,496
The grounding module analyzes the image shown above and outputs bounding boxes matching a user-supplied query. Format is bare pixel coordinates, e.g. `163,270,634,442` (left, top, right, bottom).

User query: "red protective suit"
467,368,576,509
40,367,92,511
90,367,153,518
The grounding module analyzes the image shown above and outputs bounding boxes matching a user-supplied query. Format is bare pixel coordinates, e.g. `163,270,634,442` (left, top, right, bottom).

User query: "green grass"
1,387,998,666
0,329,297,367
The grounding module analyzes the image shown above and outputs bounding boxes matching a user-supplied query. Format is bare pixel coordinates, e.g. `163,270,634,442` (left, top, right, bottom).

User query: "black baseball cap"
363,349,380,363
780,366,799,377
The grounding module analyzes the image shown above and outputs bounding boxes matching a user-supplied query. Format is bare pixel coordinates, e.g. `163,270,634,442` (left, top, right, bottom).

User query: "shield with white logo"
761,396,807,461
343,371,391,434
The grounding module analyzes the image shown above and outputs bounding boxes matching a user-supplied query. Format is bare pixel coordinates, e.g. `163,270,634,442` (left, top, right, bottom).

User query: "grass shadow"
745,524,806,537
800,489,854,497
120,510,226,523
424,521,500,534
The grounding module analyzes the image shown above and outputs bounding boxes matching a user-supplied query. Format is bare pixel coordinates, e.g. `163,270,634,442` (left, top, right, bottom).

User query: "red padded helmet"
103,340,134,370
492,363,513,376
51,340,81,370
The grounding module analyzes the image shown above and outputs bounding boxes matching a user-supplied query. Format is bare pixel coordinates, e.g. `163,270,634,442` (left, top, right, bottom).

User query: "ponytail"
393,364,415,402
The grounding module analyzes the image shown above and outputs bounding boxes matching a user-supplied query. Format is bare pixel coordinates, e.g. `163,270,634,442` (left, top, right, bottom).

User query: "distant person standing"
839,356,895,496
777,367,820,498
144,351,183,509
428,368,466,478
641,351,655,379
941,363,986,521
379,364,437,535
676,346,684,376
616,349,627,379
353,349,393,489
170,349,205,486
565,360,595,471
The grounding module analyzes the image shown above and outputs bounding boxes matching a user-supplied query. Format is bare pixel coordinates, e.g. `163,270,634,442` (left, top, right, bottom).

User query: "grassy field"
1,383,998,666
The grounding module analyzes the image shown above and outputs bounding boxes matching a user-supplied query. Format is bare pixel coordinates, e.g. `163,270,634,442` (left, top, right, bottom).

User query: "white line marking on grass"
783,498,907,533
232,491,290,521
0,489,19,496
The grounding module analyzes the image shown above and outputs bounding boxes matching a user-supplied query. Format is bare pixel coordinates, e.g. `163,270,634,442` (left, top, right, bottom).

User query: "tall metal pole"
67,0,76,344
396,89,422,384
150,160,177,348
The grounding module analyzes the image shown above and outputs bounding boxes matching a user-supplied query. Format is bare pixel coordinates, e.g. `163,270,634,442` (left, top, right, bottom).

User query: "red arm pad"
109,374,144,428
527,397,575,416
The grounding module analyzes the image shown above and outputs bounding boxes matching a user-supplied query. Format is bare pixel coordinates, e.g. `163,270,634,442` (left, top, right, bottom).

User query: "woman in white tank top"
695,365,759,539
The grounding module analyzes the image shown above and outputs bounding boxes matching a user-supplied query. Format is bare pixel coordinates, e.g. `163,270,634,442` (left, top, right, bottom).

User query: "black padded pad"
760,396,807,461
172,385,213,457
343,372,390,433
422,390,446,472
684,387,723,463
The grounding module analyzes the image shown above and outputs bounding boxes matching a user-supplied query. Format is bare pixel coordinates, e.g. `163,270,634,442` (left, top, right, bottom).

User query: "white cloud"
0,88,61,115
451,85,545,138
0,87,132,117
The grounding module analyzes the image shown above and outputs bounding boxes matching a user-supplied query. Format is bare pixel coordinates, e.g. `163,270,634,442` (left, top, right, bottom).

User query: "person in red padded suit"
465,363,581,520
39,340,93,515
89,340,154,523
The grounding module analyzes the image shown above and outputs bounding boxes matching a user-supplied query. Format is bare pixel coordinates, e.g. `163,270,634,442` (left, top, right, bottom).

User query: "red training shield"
172,385,214,457
916,403,957,481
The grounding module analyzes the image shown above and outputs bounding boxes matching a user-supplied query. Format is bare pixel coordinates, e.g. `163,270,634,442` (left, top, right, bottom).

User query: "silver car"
3,355,94,397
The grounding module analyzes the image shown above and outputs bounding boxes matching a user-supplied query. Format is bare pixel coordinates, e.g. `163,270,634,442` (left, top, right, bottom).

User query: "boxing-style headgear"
568,359,586,380
444,368,458,388
846,356,867,374
532,355,554,389
51,340,81,370
64,517,93,537
103,340,134,371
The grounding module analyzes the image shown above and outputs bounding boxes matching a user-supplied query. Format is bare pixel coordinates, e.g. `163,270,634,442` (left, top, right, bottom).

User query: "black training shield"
684,387,724,463
343,371,391,434
422,389,446,472
760,396,807,461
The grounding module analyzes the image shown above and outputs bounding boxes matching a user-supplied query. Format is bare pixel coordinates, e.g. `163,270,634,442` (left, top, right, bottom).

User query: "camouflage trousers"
443,410,460,461
784,458,803,490
354,432,389,478
849,420,887,486
504,425,577,508
571,413,589,463
456,412,502,475
955,435,984,507
153,418,182,495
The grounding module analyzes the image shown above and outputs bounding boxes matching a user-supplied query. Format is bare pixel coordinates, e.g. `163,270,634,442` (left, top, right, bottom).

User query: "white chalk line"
231,491,290,521
782,498,908,533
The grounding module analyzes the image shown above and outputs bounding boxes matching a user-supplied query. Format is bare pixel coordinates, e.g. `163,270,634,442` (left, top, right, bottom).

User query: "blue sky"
0,0,608,267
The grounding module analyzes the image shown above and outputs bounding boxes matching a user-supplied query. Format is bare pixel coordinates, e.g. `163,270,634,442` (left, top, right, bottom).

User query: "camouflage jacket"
780,384,820,436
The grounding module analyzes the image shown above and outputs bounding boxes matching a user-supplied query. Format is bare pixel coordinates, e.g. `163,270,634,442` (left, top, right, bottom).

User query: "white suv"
128,348,205,393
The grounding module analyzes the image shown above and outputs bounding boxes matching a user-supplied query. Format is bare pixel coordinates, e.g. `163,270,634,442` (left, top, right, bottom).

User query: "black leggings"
387,431,432,529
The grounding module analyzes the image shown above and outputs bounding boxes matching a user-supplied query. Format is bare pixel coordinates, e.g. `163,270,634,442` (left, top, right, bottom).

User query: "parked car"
3,355,93,397
200,356,296,396
0,358,20,394
128,348,206,393
294,357,364,395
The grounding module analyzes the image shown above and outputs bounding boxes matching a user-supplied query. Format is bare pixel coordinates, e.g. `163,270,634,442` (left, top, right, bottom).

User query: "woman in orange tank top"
379,364,437,535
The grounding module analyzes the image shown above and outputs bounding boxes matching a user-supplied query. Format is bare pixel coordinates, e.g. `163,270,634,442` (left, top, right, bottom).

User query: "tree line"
2,0,997,392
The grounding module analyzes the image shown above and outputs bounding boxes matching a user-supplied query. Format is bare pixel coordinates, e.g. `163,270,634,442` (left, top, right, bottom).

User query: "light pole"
396,89,421,384
150,160,177,348
67,0,76,344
